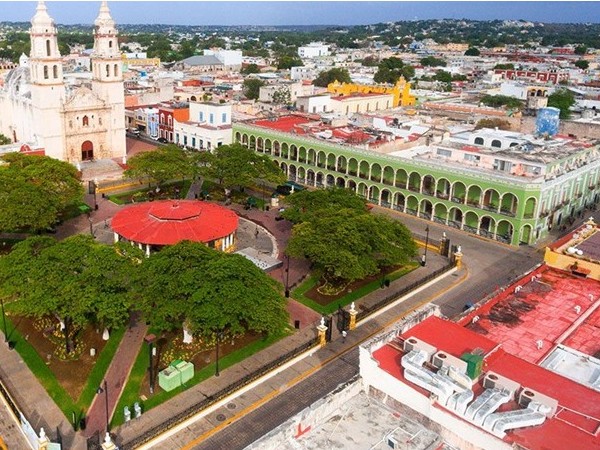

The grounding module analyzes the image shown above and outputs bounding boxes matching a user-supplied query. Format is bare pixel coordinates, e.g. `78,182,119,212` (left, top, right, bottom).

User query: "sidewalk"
84,314,148,438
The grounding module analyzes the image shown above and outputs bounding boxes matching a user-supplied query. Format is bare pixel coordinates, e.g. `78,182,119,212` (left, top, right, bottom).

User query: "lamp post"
421,226,430,267
96,380,109,433
284,254,290,298
0,298,8,345
215,330,224,377
87,213,94,237
144,334,156,394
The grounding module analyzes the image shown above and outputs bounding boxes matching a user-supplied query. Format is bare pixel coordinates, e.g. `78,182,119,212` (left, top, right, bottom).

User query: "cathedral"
0,1,126,163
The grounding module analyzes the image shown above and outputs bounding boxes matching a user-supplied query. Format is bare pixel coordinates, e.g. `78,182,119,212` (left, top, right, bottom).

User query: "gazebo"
111,200,238,256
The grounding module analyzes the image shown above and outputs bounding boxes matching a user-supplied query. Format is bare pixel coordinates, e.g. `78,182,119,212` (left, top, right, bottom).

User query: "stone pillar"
113,232,119,244
454,245,463,269
37,428,49,450
348,302,358,331
145,244,150,257
316,317,328,348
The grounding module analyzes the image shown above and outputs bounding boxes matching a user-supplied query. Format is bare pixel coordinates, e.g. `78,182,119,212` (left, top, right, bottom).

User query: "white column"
146,244,150,257
113,232,119,243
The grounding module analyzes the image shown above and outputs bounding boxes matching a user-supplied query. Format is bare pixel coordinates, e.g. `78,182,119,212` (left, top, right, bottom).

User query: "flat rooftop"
294,391,447,450
373,315,600,450
460,266,600,364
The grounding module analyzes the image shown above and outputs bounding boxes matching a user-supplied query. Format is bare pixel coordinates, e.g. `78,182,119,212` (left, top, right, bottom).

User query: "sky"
1,1,599,26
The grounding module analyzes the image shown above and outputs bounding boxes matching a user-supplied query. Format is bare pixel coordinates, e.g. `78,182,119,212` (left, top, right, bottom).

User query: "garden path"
83,313,148,439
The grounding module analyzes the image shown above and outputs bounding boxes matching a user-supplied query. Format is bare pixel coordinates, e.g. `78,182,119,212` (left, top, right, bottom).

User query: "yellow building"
327,77,416,108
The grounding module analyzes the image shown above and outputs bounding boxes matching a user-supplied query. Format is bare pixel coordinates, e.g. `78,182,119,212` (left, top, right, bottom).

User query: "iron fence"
355,261,456,322
119,338,318,450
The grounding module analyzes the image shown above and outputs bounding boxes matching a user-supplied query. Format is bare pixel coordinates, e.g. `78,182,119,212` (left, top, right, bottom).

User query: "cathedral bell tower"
29,0,66,159
91,1,126,159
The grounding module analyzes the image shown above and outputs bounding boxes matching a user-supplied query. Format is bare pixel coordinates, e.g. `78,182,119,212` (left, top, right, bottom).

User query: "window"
464,153,480,162
199,112,204,122
209,113,214,124
82,116,89,127
494,159,512,172
437,148,452,157
114,64,118,77
491,139,502,148
105,64,110,77
46,40,51,56
192,137,196,147
43,65,48,79
221,113,227,123
183,136,187,145
175,134,180,144
109,41,113,48
474,137,484,145
53,65,58,79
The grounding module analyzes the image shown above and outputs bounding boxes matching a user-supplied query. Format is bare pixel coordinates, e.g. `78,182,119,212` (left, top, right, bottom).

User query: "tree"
374,57,415,84
493,63,515,70
0,235,140,353
480,94,524,109
574,60,589,70
277,56,303,70
281,187,367,224
241,63,261,75
420,56,446,67
243,78,265,100
464,47,480,56
0,134,10,145
124,145,194,186
475,118,512,130
360,55,379,67
271,86,291,105
286,208,417,283
0,153,83,232
574,45,588,55
433,70,453,83
547,88,575,119
200,143,284,190
134,241,289,336
312,68,352,87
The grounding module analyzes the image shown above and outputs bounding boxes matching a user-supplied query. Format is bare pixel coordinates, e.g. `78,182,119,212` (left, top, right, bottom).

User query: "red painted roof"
253,115,312,133
111,200,238,246
374,315,600,450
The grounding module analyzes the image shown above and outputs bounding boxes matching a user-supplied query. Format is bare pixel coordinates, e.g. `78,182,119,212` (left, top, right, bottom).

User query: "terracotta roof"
111,200,238,246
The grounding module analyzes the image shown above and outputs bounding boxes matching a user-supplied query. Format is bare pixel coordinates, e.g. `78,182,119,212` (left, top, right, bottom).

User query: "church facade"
0,1,126,163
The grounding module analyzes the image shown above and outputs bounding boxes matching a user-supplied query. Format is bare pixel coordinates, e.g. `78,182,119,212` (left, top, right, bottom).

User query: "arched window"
109,40,113,48
491,139,502,148
53,65,58,79
474,137,484,145
82,116,89,127
46,40,51,56
43,65,48,79
113,64,118,77
105,64,110,77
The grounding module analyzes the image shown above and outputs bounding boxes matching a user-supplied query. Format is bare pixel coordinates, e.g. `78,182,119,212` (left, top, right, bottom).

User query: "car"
157,137,168,143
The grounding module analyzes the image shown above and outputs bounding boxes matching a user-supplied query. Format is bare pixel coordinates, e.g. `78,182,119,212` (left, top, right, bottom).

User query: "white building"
296,94,331,114
0,1,125,163
290,65,319,81
174,101,232,151
205,49,243,70
259,82,312,104
499,82,549,109
298,42,330,59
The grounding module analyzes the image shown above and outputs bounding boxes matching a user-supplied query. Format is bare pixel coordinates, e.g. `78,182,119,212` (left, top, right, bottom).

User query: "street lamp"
421,226,430,267
144,334,156,394
0,298,8,346
215,330,224,377
96,380,109,433
284,255,290,298
87,213,94,237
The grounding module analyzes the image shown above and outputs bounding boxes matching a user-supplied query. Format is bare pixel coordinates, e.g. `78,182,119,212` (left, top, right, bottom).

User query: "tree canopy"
0,235,141,352
0,134,10,145
277,56,303,70
0,153,83,232
547,88,575,119
200,143,285,190
480,94,523,109
241,63,261,74
420,56,446,67
124,145,195,186
374,57,415,83
283,188,417,283
243,78,265,100
574,60,589,70
312,68,352,87
464,47,481,56
132,241,289,336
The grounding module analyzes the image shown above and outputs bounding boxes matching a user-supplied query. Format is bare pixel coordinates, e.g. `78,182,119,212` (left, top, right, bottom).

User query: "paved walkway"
84,314,148,439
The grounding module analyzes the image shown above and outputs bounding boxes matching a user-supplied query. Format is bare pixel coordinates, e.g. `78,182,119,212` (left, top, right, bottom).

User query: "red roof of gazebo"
111,200,239,246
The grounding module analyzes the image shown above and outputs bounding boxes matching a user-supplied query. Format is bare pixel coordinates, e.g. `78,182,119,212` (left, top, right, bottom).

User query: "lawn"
107,180,192,205
292,264,419,315
3,313,125,427
112,330,287,427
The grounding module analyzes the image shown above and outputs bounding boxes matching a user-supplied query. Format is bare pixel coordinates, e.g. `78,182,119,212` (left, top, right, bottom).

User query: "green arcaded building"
233,115,600,246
